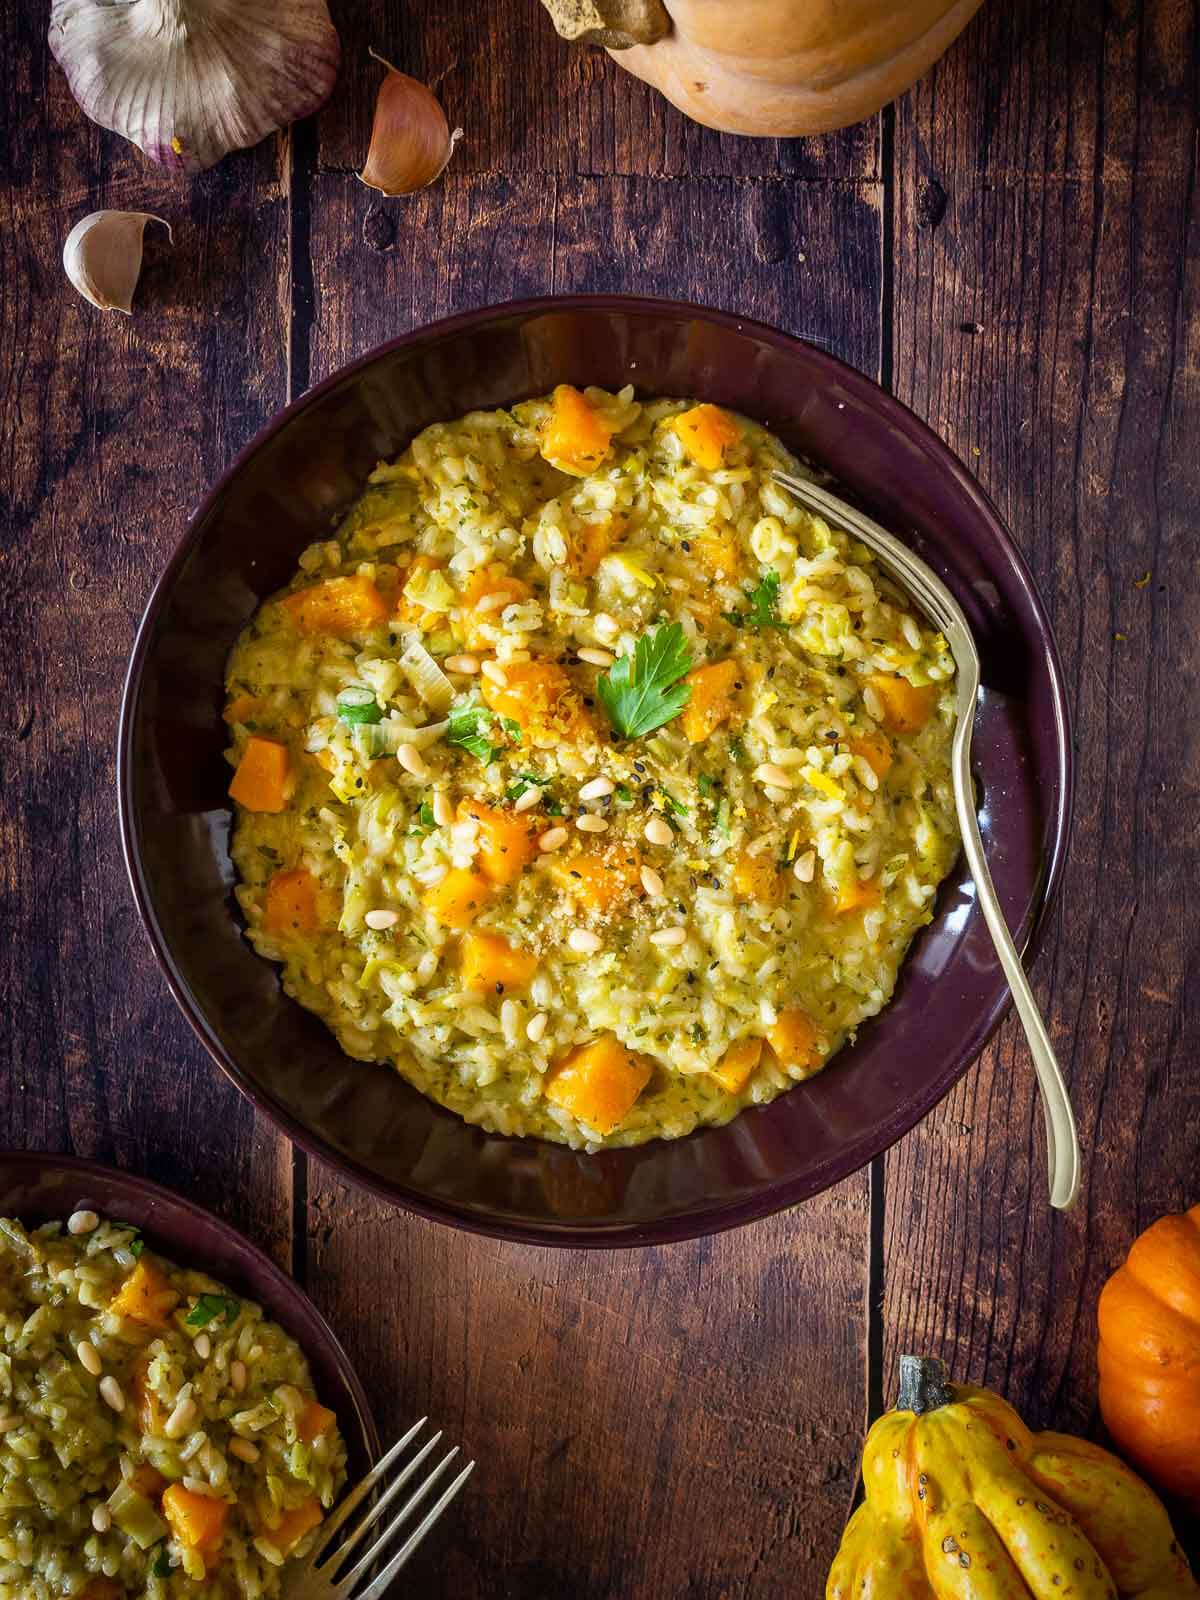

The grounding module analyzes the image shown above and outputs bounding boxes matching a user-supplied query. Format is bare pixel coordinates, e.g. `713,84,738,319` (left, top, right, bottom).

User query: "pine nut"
593,612,619,641
539,827,568,851
481,660,508,687
754,763,795,789
67,1209,98,1236
164,1396,198,1440
229,1437,260,1463
92,1505,112,1533
99,1377,125,1413
577,647,614,667
579,777,614,800
568,929,602,954
513,784,541,813
650,927,687,948
526,1012,549,1042
644,816,673,847
432,790,454,826
794,850,816,883
193,1333,211,1361
365,908,400,931
230,1361,247,1394
640,865,664,897
445,654,480,675
77,1340,102,1376
475,590,510,613
397,743,429,779
576,814,608,833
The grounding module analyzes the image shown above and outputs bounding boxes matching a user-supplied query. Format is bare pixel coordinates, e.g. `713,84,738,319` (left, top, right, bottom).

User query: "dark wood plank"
0,22,295,1261
882,0,1200,1535
301,32,885,1587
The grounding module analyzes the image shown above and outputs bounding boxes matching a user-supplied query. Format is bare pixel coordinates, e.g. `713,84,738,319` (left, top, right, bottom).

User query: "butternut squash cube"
263,869,321,937
848,729,894,780
571,515,625,577
262,1496,323,1556
223,693,261,726
228,736,291,814
672,403,741,470
457,798,539,885
282,576,387,637
731,851,783,906
541,385,616,476
545,1036,652,1135
711,1037,763,1095
108,1260,180,1329
459,567,532,648
162,1483,229,1554
461,931,538,993
866,673,938,734
423,868,493,931
681,658,741,744
690,529,741,580
835,876,881,916
768,1009,820,1072
480,658,593,744
550,845,643,914
297,1399,338,1445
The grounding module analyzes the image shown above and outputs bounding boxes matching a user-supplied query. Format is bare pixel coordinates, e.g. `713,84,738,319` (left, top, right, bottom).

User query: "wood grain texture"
882,0,1200,1548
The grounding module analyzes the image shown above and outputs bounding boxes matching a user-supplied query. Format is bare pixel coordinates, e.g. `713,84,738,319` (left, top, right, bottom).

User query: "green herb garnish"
152,1544,173,1579
614,783,633,803
658,787,688,818
596,623,693,740
722,570,786,630
410,799,437,836
715,797,732,837
336,686,383,726
185,1293,240,1329
501,717,523,744
446,701,500,763
697,774,717,799
728,735,748,765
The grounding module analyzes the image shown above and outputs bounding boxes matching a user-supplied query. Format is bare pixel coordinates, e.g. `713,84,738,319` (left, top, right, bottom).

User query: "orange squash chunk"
768,1009,820,1072
297,1399,338,1445
681,658,741,744
480,658,593,744
162,1483,229,1554
263,869,321,937
690,529,741,580
731,851,783,906
711,1037,764,1095
262,1496,324,1556
457,798,539,885
229,736,291,813
571,515,625,577
423,868,493,931
109,1260,180,1329
867,673,938,734
835,876,882,916
283,575,387,637
394,554,446,629
541,385,616,476
550,844,642,914
223,693,261,725
848,729,894,780
461,931,538,993
545,1035,652,1135
460,567,532,644
672,403,741,470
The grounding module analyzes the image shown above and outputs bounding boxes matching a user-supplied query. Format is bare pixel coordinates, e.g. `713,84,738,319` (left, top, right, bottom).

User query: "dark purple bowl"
118,296,1072,1248
0,1154,378,1475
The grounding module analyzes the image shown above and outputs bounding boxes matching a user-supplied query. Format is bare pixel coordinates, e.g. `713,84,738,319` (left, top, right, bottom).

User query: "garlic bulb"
63,211,172,313
48,0,340,173
360,51,463,198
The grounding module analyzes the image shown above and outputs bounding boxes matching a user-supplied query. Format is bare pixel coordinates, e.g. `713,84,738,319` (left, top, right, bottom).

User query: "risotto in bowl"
224,389,960,1149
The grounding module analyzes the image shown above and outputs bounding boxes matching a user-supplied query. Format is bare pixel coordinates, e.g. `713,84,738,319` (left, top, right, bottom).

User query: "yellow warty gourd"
828,1355,1199,1600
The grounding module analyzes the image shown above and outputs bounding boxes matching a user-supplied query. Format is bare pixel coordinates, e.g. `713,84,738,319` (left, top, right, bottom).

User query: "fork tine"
307,1417,428,1559
335,1446,462,1593
321,1430,444,1573
352,1459,475,1600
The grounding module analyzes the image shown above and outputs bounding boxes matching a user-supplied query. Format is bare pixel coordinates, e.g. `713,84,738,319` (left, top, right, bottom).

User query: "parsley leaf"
722,570,786,630
409,799,437,836
596,623,693,740
446,701,499,763
697,774,717,799
185,1293,240,1329
501,717,523,744
152,1543,173,1579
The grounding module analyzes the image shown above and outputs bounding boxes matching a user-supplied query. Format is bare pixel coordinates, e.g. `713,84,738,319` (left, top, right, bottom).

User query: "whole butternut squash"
828,1354,1199,1599
1098,1203,1200,1512
541,0,985,137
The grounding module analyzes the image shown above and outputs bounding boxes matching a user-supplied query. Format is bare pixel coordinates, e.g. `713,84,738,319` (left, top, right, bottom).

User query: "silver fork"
771,468,1081,1212
281,1418,475,1600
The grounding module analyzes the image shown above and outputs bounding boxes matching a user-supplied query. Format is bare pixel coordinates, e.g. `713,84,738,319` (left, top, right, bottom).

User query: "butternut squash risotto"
224,388,960,1148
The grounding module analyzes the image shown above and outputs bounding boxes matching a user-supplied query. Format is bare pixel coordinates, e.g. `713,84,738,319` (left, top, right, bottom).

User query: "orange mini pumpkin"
1098,1202,1200,1511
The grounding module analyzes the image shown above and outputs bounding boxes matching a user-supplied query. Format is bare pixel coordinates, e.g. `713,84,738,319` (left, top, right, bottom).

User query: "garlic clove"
48,0,340,174
62,210,173,313
359,50,463,198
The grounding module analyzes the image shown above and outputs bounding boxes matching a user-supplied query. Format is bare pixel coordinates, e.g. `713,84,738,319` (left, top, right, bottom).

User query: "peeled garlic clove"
360,51,463,197
63,210,172,313
48,0,340,174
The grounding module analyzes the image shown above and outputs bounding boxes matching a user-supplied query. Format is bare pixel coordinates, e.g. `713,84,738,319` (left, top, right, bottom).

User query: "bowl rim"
0,1150,380,1460
117,292,1074,1248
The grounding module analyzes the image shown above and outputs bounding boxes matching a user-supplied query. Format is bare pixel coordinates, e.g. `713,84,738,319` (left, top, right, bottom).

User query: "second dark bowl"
118,296,1072,1247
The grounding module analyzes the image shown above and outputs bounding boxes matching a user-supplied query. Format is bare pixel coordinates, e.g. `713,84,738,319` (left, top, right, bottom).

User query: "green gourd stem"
898,1354,954,1415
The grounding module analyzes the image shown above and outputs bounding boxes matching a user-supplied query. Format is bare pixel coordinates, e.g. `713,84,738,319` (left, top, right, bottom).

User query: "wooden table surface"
4,1,1198,1593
